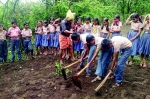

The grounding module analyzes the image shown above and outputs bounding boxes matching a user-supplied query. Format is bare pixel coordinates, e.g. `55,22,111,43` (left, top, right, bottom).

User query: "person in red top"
59,10,75,64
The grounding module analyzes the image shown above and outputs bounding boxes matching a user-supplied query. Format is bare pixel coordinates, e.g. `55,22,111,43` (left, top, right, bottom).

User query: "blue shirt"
60,19,71,37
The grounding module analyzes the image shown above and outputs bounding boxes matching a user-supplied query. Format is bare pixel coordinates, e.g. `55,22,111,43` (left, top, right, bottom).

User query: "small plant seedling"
55,62,72,76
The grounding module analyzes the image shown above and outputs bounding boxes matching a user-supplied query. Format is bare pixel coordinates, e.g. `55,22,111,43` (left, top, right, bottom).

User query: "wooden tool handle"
95,71,112,92
77,63,89,76
64,57,88,69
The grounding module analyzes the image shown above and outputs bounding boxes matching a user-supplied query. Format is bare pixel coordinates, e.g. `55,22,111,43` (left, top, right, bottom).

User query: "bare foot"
60,60,63,65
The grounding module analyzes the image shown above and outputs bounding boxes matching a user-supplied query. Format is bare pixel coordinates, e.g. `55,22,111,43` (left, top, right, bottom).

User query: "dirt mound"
0,55,150,99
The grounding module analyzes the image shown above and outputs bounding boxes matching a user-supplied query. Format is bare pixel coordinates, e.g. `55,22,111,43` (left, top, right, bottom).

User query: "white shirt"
95,37,104,50
80,33,89,44
80,33,104,49
111,36,132,52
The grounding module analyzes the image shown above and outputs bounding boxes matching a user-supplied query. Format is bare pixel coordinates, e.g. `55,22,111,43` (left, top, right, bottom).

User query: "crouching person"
71,33,105,77
101,36,132,87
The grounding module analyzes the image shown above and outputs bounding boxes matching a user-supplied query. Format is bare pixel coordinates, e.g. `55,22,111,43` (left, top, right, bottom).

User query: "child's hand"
47,37,49,40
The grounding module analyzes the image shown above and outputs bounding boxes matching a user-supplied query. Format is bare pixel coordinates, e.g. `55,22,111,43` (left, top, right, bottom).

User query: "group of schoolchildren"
0,18,61,63
0,10,150,88
64,10,150,88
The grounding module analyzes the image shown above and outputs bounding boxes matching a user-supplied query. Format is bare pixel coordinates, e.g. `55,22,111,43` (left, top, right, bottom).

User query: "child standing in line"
35,21,43,55
54,18,61,56
83,16,92,34
100,18,110,39
74,18,84,59
138,14,150,67
91,18,101,37
21,22,35,60
8,21,22,62
48,18,56,55
42,20,50,55
110,14,122,37
126,13,143,65
0,24,7,63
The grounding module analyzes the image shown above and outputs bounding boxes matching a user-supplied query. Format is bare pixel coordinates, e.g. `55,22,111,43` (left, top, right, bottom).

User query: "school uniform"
100,25,110,38
73,25,84,51
0,30,8,62
8,27,22,61
21,28,33,54
83,23,92,34
53,25,60,48
127,21,143,56
48,24,56,47
35,26,42,47
41,26,49,47
79,34,105,75
111,21,122,37
59,19,72,50
111,36,132,84
91,25,101,37
139,22,150,55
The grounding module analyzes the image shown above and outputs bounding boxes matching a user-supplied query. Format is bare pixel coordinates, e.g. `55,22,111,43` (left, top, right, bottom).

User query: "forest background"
0,0,150,30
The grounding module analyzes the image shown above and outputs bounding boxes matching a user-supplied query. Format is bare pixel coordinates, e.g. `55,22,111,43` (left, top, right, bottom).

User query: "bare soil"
0,55,150,99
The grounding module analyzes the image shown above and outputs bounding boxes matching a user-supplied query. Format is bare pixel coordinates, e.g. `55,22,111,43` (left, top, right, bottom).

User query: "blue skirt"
101,33,108,38
42,34,48,47
35,34,42,47
112,32,122,38
80,41,84,50
53,33,59,48
139,32,150,55
48,33,55,47
127,30,140,56
74,41,81,51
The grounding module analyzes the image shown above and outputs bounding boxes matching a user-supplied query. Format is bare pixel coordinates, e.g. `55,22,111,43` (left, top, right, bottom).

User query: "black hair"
11,21,17,25
24,22,29,26
43,20,49,26
86,34,95,43
131,13,139,19
57,18,61,22
101,39,111,49
71,33,80,40
50,17,55,21
38,20,42,23
132,13,143,24
93,18,100,25
114,14,120,20
101,18,109,31
78,18,82,21
85,16,91,22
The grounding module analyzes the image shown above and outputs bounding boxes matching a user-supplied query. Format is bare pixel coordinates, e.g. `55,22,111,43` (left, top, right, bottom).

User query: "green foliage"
0,0,150,30
55,62,72,76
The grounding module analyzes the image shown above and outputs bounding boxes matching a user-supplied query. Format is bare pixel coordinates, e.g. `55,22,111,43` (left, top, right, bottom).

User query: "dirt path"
0,55,150,99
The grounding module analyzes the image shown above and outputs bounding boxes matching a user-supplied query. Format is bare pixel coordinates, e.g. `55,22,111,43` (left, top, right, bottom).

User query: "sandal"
128,61,132,65
91,76,101,83
112,83,122,88
126,60,129,65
